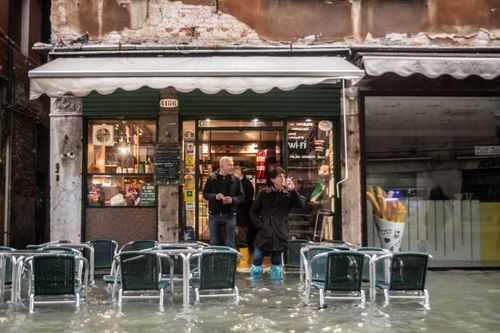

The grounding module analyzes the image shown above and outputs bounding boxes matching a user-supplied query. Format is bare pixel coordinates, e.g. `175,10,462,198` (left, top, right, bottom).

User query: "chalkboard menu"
141,183,156,206
154,143,180,184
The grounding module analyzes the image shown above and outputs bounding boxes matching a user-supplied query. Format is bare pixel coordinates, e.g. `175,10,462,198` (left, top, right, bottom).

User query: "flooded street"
1,270,499,333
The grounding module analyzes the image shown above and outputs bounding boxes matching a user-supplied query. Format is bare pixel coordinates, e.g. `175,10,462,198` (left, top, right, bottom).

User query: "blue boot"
270,265,282,280
250,264,263,279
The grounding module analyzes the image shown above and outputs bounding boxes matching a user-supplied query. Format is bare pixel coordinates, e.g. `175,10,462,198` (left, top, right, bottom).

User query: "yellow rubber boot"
238,247,251,269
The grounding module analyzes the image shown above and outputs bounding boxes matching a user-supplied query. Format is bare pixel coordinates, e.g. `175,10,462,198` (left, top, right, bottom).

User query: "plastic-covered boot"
250,264,263,278
270,265,282,280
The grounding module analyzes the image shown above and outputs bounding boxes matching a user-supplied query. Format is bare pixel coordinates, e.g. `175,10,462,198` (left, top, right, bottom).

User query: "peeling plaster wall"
50,0,500,48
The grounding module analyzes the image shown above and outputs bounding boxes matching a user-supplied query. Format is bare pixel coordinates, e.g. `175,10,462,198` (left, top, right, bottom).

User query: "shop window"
86,119,156,207
364,96,500,266
286,119,335,239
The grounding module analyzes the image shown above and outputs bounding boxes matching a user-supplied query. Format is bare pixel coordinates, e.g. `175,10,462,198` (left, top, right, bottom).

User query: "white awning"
363,55,500,80
29,56,364,99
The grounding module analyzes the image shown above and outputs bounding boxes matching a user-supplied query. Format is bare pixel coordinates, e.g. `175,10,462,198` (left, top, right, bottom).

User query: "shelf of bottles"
86,119,157,207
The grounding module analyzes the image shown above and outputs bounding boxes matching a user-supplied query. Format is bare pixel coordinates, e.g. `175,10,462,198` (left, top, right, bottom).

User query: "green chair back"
89,240,118,270
284,239,310,269
119,251,160,291
388,253,429,291
198,251,237,290
323,251,365,292
131,240,157,251
32,254,76,295
307,246,336,281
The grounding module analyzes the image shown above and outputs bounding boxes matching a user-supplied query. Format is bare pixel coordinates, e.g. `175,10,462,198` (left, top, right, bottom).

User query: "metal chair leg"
319,289,325,308
234,287,239,304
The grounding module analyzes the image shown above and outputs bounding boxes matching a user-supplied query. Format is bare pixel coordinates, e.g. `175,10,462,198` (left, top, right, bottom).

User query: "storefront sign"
159,99,178,108
475,145,500,156
154,143,180,184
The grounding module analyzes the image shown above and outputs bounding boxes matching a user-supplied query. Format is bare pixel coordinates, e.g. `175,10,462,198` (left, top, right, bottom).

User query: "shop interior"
182,119,336,242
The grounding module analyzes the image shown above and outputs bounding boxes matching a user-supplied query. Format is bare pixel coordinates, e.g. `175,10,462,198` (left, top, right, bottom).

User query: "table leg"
182,254,190,308
369,256,376,301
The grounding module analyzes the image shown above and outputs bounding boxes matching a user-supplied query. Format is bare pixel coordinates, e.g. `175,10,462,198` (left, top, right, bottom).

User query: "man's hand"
223,196,233,204
216,193,225,200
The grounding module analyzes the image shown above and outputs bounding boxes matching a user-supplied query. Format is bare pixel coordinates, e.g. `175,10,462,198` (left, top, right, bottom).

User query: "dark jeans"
253,247,282,266
209,213,236,248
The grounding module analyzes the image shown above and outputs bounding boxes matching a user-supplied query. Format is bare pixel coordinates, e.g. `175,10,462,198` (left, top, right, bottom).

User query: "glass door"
196,128,283,241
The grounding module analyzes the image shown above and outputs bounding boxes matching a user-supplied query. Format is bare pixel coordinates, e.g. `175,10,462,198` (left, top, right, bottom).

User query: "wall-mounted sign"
159,99,179,108
475,145,500,156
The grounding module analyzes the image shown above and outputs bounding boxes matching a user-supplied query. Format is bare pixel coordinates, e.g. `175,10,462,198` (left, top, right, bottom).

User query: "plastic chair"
87,240,118,271
0,246,15,300
189,249,240,304
300,245,337,298
113,251,172,307
283,239,312,273
26,253,88,313
309,250,367,308
118,240,158,253
374,252,432,307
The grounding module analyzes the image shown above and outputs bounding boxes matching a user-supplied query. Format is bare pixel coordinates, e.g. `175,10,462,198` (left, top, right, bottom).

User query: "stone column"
157,88,179,242
50,97,83,243
340,86,362,247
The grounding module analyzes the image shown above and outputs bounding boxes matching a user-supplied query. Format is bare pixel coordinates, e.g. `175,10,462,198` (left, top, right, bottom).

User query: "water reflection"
1,270,499,333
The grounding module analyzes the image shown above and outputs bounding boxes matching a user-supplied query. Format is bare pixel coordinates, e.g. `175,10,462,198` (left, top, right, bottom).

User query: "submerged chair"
113,251,172,307
300,245,337,297
373,252,432,306
0,246,15,299
189,249,240,304
26,253,88,313
118,240,158,253
283,239,312,274
88,239,118,272
309,250,367,308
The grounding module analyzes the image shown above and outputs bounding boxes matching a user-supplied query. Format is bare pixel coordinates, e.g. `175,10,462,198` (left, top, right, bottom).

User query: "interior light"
206,118,211,122
253,118,259,122
306,119,312,122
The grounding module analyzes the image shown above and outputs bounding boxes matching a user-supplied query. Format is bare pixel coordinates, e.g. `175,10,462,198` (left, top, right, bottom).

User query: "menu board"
154,143,180,184
141,183,156,206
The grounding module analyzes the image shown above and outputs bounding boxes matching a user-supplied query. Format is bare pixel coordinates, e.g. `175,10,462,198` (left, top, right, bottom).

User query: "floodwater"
1,270,499,333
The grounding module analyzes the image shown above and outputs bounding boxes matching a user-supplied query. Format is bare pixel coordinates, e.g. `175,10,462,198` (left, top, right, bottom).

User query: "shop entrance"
181,118,339,243
197,127,283,241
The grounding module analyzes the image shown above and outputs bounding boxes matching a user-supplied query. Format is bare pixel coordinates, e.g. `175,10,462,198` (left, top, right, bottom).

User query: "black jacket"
237,176,254,227
250,186,304,251
203,171,245,215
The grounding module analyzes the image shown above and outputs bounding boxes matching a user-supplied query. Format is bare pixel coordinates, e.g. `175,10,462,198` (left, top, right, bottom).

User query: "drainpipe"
336,79,349,198
3,0,14,245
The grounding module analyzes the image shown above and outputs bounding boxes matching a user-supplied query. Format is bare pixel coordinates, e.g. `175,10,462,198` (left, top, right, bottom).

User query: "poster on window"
125,183,142,206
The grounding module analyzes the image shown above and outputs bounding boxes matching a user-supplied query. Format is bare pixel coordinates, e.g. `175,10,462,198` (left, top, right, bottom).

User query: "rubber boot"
250,264,263,278
270,265,282,280
238,247,251,269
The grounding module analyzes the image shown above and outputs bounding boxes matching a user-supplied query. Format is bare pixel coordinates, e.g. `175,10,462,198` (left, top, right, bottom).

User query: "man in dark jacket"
249,167,304,279
203,156,245,248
